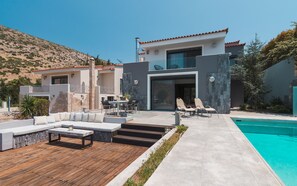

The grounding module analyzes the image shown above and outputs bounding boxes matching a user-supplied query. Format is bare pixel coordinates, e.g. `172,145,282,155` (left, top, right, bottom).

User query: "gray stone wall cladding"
123,62,149,110
13,130,115,149
123,54,231,113
14,131,49,149
196,54,230,114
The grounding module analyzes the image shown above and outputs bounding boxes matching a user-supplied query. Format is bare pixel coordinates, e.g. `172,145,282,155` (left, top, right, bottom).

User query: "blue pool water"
233,118,297,186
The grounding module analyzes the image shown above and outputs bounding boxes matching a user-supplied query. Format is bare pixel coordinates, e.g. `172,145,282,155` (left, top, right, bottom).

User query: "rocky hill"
0,25,101,82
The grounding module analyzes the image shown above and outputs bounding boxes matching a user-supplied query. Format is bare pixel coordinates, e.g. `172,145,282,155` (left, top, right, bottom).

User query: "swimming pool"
233,118,297,186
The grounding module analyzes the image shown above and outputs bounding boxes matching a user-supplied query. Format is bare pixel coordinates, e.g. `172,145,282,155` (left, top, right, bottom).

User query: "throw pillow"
51,113,61,122
34,116,48,125
70,112,75,121
46,116,56,123
94,113,104,123
75,113,83,121
64,113,71,121
82,113,89,122
88,113,96,122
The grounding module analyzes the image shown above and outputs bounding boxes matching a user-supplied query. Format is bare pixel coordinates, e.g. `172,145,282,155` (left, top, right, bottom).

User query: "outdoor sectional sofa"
0,112,121,151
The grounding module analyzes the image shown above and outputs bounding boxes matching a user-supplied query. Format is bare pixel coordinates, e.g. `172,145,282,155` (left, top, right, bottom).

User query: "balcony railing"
100,86,114,94
148,57,197,71
32,86,49,92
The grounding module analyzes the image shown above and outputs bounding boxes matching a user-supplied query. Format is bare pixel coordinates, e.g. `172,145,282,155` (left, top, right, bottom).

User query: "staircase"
113,123,174,147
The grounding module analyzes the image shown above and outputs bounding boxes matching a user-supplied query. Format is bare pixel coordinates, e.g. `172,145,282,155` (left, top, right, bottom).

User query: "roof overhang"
140,28,228,48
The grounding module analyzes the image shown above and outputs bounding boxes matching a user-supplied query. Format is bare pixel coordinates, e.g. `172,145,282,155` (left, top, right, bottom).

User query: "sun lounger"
194,98,218,117
176,98,196,116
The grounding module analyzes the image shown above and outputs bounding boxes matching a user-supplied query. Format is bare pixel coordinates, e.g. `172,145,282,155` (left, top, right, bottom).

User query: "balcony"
148,57,197,71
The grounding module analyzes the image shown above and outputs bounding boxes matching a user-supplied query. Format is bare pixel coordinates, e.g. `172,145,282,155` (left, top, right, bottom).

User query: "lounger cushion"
34,116,48,125
75,113,83,121
82,113,89,122
94,113,104,123
88,113,95,122
46,116,56,123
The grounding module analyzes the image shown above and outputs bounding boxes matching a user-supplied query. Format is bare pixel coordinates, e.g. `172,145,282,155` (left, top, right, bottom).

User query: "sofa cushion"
94,113,104,123
88,113,95,122
82,113,89,122
70,112,75,121
12,125,53,136
34,116,48,125
62,122,121,132
75,113,83,121
51,113,61,122
46,116,56,123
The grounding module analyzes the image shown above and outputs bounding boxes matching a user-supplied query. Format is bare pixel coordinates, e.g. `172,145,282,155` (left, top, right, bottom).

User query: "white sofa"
0,112,121,151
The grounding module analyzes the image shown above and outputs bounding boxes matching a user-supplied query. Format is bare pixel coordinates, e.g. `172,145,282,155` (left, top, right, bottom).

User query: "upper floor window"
167,47,202,69
52,75,68,84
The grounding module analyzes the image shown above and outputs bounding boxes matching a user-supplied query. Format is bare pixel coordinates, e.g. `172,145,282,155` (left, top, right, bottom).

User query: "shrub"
33,98,49,116
176,124,188,134
20,96,49,118
20,95,35,118
267,105,291,114
239,104,248,111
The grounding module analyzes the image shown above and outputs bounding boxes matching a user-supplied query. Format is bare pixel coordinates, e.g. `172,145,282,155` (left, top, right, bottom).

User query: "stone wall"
196,54,231,114
123,62,149,110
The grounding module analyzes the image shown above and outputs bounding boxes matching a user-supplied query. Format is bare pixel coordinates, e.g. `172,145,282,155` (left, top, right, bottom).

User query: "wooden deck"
0,138,147,185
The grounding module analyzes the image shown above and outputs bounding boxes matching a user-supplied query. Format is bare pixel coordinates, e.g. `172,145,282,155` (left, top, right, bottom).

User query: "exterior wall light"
134,80,139,85
71,73,75,78
209,75,215,83
43,75,47,80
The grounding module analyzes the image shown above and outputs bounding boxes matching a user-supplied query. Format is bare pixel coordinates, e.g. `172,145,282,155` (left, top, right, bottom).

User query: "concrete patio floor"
130,111,290,186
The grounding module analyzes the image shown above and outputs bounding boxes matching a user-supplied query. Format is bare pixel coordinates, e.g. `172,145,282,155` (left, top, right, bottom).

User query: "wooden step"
122,123,173,132
117,128,164,139
113,135,158,147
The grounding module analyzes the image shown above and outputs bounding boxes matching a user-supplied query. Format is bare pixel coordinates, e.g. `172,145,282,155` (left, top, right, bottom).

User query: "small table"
108,100,128,116
48,128,94,148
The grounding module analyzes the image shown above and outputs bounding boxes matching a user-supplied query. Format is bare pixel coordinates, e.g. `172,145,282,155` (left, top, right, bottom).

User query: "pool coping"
225,115,285,185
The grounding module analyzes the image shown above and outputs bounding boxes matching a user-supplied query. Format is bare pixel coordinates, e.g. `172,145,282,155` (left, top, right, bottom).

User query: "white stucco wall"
114,67,123,96
140,37,225,70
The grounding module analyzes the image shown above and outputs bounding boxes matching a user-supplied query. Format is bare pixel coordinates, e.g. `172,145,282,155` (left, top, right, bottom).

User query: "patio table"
48,128,94,148
108,100,128,116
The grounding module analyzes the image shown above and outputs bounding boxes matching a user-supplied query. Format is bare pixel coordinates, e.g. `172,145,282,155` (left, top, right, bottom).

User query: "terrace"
0,137,147,185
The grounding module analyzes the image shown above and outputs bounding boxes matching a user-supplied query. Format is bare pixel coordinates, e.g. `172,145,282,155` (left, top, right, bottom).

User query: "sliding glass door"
151,80,175,110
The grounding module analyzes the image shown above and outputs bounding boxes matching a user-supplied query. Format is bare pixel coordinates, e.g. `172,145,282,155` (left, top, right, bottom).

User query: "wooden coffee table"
48,128,94,148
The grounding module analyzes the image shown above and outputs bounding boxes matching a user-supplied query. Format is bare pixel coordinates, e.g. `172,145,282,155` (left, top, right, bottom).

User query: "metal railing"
148,57,197,71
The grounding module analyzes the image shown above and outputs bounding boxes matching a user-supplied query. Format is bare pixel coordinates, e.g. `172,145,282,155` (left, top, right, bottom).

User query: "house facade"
225,40,245,108
20,63,123,113
123,29,232,113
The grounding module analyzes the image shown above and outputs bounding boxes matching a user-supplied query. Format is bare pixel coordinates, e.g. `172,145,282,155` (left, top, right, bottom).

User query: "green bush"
176,124,188,134
20,95,35,118
267,105,291,114
20,96,49,118
33,98,49,116
239,104,248,111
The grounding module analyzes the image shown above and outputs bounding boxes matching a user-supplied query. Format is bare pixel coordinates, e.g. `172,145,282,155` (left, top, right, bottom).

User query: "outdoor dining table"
108,100,128,116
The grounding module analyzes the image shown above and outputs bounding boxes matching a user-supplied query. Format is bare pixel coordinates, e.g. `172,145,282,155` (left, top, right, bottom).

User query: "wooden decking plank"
0,137,147,185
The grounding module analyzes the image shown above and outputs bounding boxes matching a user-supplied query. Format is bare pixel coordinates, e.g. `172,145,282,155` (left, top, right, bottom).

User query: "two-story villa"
20,63,123,113
123,28,233,113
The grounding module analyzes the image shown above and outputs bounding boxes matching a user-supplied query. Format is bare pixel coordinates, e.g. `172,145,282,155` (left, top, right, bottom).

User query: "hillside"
0,25,101,82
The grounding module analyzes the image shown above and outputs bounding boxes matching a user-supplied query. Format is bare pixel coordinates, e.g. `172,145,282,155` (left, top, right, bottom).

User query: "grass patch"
125,125,188,186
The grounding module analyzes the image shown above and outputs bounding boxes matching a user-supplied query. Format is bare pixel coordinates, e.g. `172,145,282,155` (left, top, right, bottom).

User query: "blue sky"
0,0,296,63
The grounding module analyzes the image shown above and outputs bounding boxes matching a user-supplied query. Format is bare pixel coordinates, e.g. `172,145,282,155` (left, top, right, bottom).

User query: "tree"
261,21,297,69
232,36,266,109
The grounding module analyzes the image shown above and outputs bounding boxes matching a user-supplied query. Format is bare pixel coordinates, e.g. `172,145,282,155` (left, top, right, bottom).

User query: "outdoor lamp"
209,75,215,83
